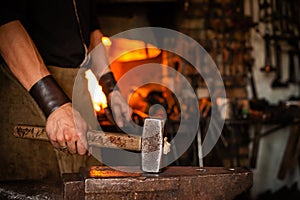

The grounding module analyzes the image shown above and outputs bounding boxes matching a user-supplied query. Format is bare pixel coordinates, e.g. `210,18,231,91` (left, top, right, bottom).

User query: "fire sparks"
85,69,108,113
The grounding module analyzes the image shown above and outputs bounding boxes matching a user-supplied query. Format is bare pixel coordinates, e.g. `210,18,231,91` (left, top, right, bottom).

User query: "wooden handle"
14,125,48,141
13,125,141,151
87,130,141,152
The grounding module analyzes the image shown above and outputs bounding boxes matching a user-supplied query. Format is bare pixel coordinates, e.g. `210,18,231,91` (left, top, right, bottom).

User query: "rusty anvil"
62,166,253,200
14,118,167,173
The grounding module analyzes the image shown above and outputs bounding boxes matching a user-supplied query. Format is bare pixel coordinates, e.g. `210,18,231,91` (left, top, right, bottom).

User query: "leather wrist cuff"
99,72,118,96
29,75,71,118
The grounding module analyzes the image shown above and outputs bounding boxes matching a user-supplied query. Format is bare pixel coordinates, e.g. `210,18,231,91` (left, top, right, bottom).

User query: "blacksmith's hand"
108,90,132,128
46,102,88,155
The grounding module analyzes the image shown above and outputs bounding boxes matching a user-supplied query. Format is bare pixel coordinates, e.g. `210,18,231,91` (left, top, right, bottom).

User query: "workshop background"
1,0,300,199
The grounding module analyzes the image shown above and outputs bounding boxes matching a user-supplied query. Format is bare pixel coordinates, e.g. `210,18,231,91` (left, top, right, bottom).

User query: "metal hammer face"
141,118,165,173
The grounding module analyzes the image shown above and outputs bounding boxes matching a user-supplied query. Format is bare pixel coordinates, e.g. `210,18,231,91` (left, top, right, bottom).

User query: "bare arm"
88,29,111,77
88,29,103,53
88,29,132,127
0,20,49,90
0,20,88,155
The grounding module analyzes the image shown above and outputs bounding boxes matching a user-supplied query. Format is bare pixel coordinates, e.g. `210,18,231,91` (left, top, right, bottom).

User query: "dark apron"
0,63,101,180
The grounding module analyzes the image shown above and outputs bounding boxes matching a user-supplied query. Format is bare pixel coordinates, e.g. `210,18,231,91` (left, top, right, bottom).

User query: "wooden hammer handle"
87,130,141,152
13,125,141,151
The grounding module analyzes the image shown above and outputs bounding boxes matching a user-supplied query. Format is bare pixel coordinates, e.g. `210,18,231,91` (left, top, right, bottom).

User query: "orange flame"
85,69,108,113
102,37,161,62
102,36,112,47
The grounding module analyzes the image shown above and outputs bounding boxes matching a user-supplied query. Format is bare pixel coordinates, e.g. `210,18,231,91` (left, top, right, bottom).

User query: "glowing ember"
85,69,108,113
88,166,141,178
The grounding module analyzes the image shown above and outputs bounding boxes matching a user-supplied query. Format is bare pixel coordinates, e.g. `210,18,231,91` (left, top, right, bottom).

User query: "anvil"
62,166,253,200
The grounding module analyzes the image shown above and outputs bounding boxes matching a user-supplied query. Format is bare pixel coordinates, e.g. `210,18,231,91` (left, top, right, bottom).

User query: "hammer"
13,118,170,173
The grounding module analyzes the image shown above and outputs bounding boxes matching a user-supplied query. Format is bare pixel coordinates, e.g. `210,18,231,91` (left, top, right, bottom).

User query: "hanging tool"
271,39,288,88
288,49,296,84
260,27,276,73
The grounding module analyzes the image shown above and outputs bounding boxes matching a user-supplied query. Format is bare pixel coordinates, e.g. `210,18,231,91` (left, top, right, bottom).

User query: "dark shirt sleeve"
0,1,27,26
90,0,100,32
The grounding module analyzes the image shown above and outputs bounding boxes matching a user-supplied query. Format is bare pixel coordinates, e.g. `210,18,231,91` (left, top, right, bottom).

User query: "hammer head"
141,118,165,173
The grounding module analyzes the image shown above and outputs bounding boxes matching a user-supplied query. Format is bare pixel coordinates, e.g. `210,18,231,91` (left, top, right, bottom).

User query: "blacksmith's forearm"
0,20,49,90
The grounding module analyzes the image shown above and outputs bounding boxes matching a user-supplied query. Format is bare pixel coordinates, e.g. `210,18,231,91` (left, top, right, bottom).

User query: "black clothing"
0,0,100,68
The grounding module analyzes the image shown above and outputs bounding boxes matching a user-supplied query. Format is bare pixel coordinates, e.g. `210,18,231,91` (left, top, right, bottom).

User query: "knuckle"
64,132,73,142
56,131,64,141
63,126,75,138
